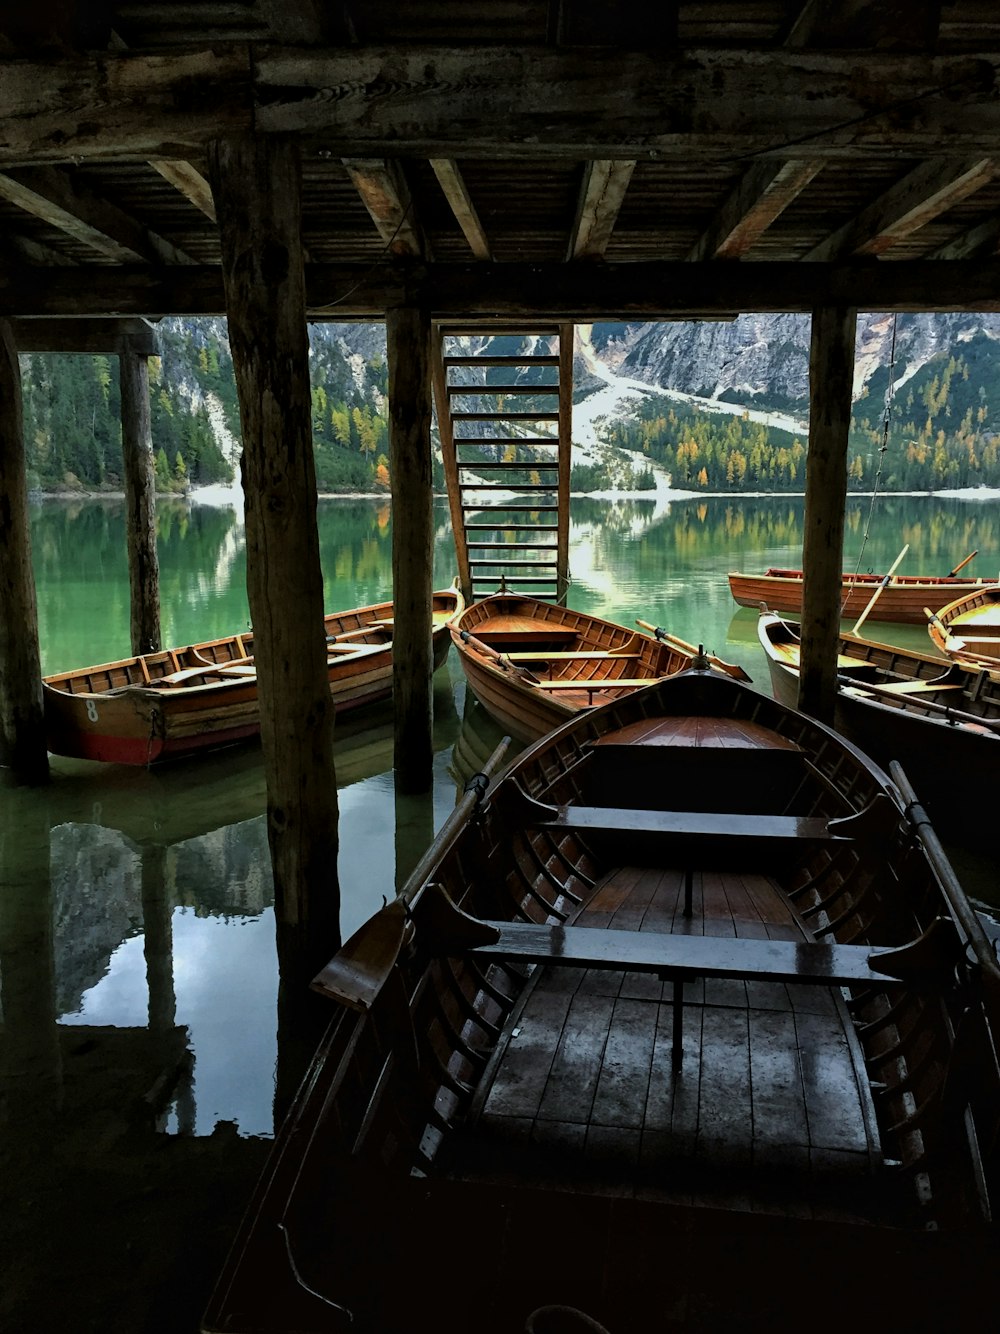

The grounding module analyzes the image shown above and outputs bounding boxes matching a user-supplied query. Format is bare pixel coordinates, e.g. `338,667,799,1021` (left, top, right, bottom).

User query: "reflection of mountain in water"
45,682,464,1018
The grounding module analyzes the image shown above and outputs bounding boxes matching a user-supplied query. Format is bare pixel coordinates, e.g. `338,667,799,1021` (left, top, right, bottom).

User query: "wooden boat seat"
472,627,578,645
466,921,912,1071
531,677,657,692
504,650,641,662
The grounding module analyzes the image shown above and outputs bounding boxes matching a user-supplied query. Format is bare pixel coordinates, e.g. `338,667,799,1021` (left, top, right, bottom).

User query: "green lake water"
3,489,1000,1330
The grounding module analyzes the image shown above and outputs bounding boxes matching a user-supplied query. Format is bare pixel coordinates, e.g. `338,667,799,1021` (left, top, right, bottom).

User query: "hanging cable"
843,314,899,617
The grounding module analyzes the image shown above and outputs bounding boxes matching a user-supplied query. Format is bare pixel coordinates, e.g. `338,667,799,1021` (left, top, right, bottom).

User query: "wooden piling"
386,302,435,794
0,318,48,782
799,305,857,724
119,343,162,655
209,134,341,963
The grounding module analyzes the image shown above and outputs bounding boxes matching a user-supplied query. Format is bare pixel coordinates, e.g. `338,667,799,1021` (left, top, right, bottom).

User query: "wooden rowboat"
728,566,992,624
204,667,1000,1334
43,587,464,766
757,608,1000,845
926,584,1000,668
451,591,748,743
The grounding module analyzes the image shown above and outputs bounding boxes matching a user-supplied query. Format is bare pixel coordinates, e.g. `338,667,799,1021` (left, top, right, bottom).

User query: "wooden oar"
946,550,978,578
851,543,909,637
458,629,541,684
311,737,512,1011
838,672,1000,734
636,620,753,683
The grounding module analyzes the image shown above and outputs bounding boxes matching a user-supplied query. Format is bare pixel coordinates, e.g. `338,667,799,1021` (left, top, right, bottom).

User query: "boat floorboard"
446,864,881,1224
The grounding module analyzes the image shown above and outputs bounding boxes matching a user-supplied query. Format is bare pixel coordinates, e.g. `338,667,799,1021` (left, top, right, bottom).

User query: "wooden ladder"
432,322,573,605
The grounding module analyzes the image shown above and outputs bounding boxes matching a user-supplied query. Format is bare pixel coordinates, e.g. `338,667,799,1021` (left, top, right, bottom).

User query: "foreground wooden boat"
451,591,748,743
757,609,1000,844
926,584,1000,668
204,668,999,1334
43,588,464,765
728,566,992,624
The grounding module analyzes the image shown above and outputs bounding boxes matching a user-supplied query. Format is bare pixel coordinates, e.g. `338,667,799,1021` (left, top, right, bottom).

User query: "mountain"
18,312,1000,496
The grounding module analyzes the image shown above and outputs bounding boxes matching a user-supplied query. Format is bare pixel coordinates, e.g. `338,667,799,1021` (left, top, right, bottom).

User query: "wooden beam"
11,317,158,354
805,158,999,260
554,1,678,46
428,159,491,260
386,302,434,793
119,349,161,656
209,133,342,969
785,1,942,51
0,166,197,264
8,259,1000,320
929,217,1000,260
255,0,357,44
798,305,857,727
688,159,825,261
567,159,635,261
0,317,48,782
342,158,427,258
3,48,1000,163
148,159,217,222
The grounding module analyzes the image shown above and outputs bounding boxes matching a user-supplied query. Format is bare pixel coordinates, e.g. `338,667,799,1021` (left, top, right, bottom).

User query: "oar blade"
311,898,409,1011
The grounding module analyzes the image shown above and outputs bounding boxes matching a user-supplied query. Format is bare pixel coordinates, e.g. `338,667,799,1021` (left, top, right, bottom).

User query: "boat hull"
729,568,991,623
43,590,462,765
758,610,1000,843
927,584,1000,664
204,668,1000,1334
451,593,711,743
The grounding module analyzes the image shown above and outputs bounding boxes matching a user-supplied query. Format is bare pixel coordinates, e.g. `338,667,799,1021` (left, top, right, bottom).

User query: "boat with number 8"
203,664,1000,1334
43,587,464,766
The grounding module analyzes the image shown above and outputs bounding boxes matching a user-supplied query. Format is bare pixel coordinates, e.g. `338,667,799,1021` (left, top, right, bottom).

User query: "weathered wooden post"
386,302,435,793
799,305,857,724
119,336,161,655
0,318,48,783
209,134,342,970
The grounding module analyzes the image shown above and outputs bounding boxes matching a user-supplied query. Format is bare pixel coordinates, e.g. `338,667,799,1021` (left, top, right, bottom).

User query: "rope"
843,313,898,617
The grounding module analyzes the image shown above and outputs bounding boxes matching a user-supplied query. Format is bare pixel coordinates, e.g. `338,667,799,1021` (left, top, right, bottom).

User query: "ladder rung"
469,559,558,568
473,575,560,586
463,505,559,513
444,355,560,367
455,440,558,449
467,542,558,550
461,484,557,493
466,523,559,531
447,384,558,397
438,324,561,337
458,461,559,471
451,412,560,422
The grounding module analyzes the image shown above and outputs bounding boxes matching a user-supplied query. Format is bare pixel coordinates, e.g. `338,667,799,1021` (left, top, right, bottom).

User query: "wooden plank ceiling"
2,2,1000,322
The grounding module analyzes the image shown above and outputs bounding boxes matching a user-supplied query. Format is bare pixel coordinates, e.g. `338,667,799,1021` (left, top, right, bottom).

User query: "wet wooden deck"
452,863,882,1222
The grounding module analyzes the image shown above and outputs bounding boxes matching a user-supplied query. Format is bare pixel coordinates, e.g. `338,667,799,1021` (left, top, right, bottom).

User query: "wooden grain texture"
210,134,341,965
0,317,47,780
119,349,161,656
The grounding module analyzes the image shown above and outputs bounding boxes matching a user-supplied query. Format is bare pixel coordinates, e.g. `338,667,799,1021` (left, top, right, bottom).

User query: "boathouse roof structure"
4,2,1000,326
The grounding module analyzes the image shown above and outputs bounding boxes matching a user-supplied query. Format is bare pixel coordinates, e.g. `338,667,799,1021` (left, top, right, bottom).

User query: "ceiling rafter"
0,165,197,264
805,157,998,260
688,159,826,261
566,159,636,261
255,0,357,44
148,159,217,222
929,215,1000,260
428,160,491,261
785,0,943,51
342,158,428,259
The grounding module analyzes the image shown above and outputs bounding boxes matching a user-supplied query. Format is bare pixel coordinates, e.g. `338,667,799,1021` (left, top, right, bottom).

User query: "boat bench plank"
468,922,903,1071
470,921,899,987
472,628,578,644
504,650,641,662
539,805,844,847
532,678,659,692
